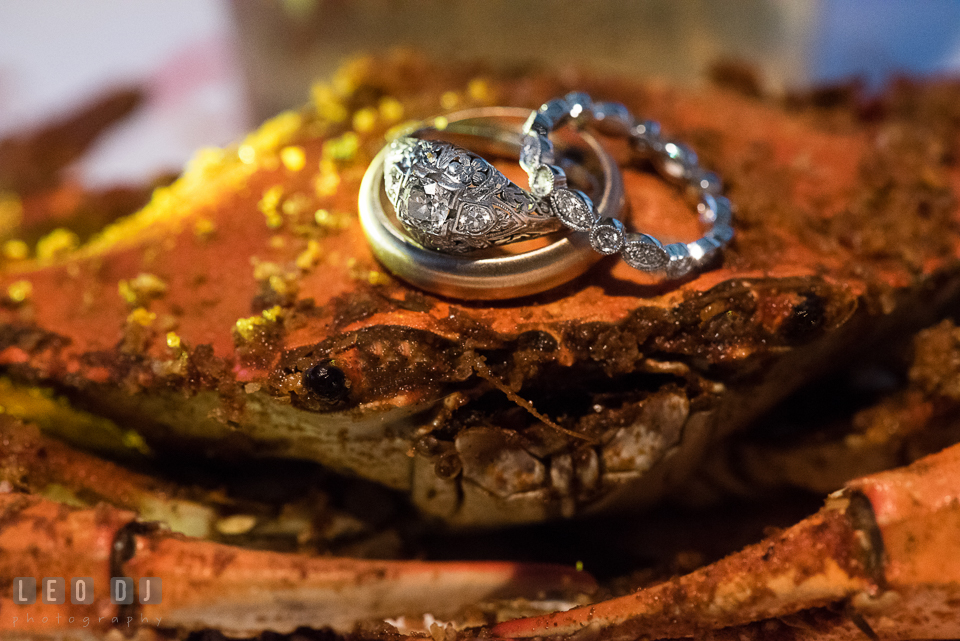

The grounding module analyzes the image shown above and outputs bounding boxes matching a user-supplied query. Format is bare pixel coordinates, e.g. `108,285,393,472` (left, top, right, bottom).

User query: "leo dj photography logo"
12,577,161,605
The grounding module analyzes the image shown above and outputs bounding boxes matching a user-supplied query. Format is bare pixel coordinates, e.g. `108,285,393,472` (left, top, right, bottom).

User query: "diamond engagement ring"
521,92,734,279
359,107,625,299
385,137,562,253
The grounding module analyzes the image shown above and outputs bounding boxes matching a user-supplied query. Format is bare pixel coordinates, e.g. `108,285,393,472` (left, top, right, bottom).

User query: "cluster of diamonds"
385,138,560,253
520,92,734,279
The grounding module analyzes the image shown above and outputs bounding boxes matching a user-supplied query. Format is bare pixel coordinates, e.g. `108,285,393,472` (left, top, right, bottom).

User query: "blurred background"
1,0,959,188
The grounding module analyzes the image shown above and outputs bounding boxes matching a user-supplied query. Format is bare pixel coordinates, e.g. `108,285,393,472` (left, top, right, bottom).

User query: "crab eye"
302,360,350,403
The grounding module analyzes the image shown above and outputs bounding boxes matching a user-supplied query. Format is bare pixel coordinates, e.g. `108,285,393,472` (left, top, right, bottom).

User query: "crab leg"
123,533,595,636
492,441,960,640
0,494,135,637
0,493,595,638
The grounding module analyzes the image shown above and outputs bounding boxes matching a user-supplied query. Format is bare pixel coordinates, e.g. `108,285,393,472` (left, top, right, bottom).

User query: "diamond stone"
664,243,695,278
530,165,555,197
519,135,541,173
666,257,695,278
660,142,697,181
589,218,625,254
404,183,446,231
622,234,668,271
551,189,597,232
455,204,496,235
385,164,404,202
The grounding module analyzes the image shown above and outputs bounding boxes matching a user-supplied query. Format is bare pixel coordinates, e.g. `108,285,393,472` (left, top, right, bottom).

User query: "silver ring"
521,92,734,279
359,107,625,300
384,137,562,253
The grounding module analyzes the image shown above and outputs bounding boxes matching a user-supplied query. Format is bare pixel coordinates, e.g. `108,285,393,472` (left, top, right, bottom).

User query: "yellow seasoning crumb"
234,317,262,342
166,331,182,350
186,147,228,177
281,192,313,217
259,185,284,211
7,280,32,303
118,273,168,307
332,55,371,96
347,257,389,286
242,111,303,154
367,270,390,286
314,163,341,198
322,131,359,162
268,274,293,296
133,273,167,297
35,228,80,262
252,260,283,282
127,308,156,327
234,306,283,342
238,144,257,164
379,97,404,123
258,185,285,229
280,145,306,171
118,281,136,306
2,239,29,260
314,208,332,227
314,209,351,230
194,218,216,238
311,83,348,123
296,239,323,270
468,78,493,103
261,305,283,322
440,91,459,110
352,107,378,133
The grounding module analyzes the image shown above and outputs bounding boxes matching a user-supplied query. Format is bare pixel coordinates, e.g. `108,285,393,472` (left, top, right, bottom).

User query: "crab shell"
3,57,960,527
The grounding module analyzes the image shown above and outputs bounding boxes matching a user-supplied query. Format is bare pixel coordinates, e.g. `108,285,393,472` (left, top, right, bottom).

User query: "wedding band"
359,107,625,300
521,92,734,279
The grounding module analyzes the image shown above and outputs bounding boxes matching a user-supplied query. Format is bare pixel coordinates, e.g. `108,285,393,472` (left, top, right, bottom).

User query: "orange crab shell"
4,61,942,390
492,442,960,640
3,58,960,526
0,494,133,634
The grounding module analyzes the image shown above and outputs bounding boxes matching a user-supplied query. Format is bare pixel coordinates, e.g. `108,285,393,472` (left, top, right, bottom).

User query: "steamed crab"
2,54,960,638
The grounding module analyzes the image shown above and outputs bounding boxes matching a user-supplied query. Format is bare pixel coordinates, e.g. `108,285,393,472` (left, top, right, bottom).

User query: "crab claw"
492,441,960,640
0,493,595,637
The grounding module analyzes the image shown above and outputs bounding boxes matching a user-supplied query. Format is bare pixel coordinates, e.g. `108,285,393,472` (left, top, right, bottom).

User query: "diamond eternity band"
520,92,734,279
